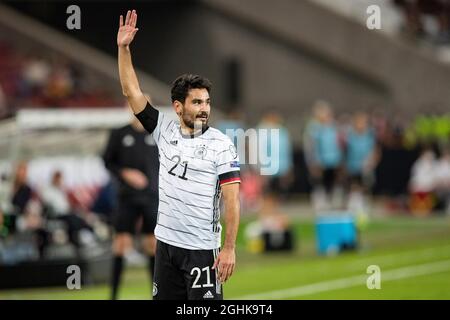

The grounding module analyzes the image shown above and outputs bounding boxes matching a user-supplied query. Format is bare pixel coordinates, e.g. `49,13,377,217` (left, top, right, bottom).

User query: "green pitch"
1,215,449,300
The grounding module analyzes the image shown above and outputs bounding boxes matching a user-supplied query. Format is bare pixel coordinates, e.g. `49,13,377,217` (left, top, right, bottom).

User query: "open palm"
117,10,139,47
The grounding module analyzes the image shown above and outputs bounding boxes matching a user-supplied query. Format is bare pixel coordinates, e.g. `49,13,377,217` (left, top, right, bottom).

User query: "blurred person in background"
244,189,293,254
434,148,450,214
40,170,95,255
19,53,51,100
393,0,450,43
344,112,377,220
257,110,294,197
11,162,34,218
303,101,343,212
102,110,159,300
408,148,437,215
0,84,8,119
5,163,49,257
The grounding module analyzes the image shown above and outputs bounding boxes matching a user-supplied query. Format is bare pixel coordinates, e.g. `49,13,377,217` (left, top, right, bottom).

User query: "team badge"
194,145,207,159
153,282,158,296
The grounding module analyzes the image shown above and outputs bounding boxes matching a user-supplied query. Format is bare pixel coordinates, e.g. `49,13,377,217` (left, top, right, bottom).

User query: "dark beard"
182,113,208,131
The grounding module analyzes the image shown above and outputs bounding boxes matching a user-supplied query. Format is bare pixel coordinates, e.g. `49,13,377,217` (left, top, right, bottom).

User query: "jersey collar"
179,126,210,139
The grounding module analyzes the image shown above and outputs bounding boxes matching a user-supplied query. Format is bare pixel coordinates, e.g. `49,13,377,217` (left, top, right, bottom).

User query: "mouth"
196,114,208,120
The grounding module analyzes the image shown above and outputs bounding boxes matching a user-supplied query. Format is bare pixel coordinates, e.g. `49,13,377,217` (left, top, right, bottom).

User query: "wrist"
222,244,235,251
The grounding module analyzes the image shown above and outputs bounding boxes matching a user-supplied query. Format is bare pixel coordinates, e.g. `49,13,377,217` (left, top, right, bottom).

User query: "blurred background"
0,0,450,299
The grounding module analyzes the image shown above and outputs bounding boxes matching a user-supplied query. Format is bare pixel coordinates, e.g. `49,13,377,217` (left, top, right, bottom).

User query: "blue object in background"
316,213,358,255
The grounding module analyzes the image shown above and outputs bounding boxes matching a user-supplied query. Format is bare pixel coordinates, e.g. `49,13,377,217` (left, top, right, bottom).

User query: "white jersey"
137,104,241,250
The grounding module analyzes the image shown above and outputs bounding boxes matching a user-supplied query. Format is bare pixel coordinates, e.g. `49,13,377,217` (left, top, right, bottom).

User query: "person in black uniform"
103,113,159,300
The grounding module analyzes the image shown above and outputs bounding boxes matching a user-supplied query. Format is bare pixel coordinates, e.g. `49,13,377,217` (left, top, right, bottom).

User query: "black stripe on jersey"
160,149,215,175
158,210,177,220
160,188,212,210
217,161,237,168
182,154,215,164
212,180,220,233
180,144,221,153
158,113,166,143
159,198,169,205
159,162,215,187
157,235,206,249
172,208,212,222
197,136,228,143
160,175,213,198
160,133,172,148
158,211,210,235
218,170,241,182
159,201,211,222
157,222,198,236
186,224,211,232
216,149,230,156
165,119,174,133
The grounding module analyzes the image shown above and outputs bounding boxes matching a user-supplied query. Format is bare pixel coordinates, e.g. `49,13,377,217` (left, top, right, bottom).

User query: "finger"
131,10,136,27
218,265,225,283
131,28,139,37
119,15,123,27
134,11,138,27
125,10,131,25
223,265,232,282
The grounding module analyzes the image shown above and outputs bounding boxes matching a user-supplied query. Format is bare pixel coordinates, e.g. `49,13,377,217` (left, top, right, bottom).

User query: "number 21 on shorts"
190,266,214,288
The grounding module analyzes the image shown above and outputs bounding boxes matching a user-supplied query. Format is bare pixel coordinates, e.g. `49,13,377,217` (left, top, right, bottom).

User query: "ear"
173,100,183,116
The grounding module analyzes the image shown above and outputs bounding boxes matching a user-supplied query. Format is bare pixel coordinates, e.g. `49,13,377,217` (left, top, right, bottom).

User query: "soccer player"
103,114,159,300
117,10,241,300
344,112,377,218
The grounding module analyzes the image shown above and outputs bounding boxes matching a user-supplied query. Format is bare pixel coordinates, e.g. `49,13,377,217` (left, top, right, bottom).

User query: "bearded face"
177,88,211,132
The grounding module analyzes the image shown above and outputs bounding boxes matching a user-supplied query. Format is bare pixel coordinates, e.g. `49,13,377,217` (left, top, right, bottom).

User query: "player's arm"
213,182,240,283
117,10,148,114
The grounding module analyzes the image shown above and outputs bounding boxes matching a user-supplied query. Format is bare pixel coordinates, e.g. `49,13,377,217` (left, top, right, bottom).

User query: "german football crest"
194,145,207,159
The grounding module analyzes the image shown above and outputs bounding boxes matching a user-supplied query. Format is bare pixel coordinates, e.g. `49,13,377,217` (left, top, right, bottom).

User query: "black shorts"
153,240,223,300
113,195,158,234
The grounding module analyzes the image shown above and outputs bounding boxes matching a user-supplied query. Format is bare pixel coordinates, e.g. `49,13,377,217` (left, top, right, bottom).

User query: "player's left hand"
212,247,235,283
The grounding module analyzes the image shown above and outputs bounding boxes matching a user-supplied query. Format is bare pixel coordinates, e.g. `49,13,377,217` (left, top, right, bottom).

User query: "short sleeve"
216,139,241,186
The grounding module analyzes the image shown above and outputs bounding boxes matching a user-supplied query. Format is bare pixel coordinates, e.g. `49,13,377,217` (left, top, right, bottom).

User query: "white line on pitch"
236,259,450,300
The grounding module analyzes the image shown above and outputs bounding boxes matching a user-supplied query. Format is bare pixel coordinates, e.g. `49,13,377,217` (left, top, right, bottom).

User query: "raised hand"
117,10,139,47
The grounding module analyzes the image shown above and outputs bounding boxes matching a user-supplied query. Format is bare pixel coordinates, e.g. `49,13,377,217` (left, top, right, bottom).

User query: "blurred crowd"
1,102,450,262
393,0,450,44
0,40,120,119
217,101,450,220
0,162,110,264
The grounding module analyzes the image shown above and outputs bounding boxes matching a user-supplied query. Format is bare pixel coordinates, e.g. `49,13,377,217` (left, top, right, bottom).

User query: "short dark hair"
171,74,212,103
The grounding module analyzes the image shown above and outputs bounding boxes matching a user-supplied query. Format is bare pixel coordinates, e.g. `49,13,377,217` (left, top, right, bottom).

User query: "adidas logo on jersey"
203,290,214,299
170,140,178,146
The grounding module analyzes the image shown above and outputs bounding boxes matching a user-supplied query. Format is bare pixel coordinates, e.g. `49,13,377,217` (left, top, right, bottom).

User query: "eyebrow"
192,98,211,103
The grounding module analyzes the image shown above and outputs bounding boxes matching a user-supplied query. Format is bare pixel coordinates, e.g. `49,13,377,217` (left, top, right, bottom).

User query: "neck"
180,121,208,138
